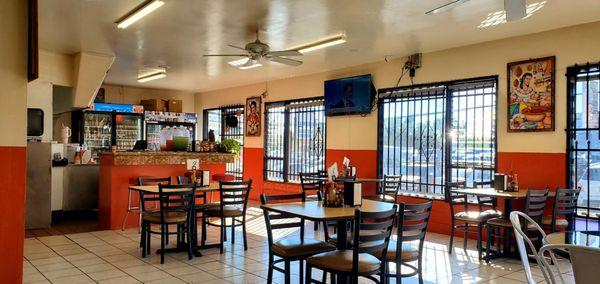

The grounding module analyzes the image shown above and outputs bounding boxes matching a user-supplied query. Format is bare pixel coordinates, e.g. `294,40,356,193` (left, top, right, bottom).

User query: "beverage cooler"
73,103,144,159
144,111,197,151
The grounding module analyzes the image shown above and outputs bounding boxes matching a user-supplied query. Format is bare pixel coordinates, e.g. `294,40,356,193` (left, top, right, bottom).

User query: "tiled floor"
23,205,576,284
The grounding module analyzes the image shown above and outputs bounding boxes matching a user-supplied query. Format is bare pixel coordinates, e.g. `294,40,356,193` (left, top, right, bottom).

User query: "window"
264,98,326,183
567,63,600,224
378,77,497,197
203,105,244,179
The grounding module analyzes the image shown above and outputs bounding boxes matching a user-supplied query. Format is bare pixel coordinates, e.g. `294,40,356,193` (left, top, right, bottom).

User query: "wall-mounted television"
324,74,375,116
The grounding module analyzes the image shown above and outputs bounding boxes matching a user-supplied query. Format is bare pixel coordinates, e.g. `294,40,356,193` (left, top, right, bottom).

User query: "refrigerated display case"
75,103,144,159
144,111,197,151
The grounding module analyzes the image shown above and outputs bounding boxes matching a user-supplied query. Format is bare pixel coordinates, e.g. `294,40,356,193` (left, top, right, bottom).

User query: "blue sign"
92,103,137,113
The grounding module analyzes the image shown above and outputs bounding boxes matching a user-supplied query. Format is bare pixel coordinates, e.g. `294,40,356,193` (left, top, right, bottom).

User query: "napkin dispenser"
343,182,362,206
494,174,507,192
199,170,210,186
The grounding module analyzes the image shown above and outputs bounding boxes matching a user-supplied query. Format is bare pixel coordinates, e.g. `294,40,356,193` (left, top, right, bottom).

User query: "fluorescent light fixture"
117,0,165,29
426,0,471,15
294,34,347,54
228,58,261,69
478,1,546,28
137,70,166,83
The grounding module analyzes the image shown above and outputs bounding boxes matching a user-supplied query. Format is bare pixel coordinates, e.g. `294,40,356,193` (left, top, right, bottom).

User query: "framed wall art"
245,96,262,136
507,56,555,132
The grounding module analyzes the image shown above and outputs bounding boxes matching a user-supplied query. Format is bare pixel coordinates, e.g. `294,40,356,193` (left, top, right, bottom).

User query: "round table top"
545,231,600,248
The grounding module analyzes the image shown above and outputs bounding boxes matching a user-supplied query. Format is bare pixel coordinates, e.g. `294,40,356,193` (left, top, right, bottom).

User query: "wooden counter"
100,151,235,166
98,151,230,230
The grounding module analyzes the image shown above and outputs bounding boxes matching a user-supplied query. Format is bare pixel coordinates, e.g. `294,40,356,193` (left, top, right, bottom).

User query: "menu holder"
199,170,210,186
343,182,362,206
494,174,507,192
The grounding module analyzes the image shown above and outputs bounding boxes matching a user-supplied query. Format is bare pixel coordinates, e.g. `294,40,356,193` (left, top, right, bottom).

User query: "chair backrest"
473,180,496,210
510,211,560,284
352,205,397,274
446,181,467,216
551,188,580,230
138,177,171,211
525,188,549,224
381,175,402,201
299,172,322,201
542,244,600,284
260,192,306,249
157,183,197,224
395,200,433,263
219,180,252,212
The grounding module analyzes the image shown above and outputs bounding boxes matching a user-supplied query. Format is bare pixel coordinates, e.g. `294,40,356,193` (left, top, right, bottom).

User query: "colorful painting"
507,56,555,132
245,96,261,136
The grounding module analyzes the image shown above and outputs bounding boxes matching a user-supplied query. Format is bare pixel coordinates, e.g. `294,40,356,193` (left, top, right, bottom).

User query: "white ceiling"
39,0,600,92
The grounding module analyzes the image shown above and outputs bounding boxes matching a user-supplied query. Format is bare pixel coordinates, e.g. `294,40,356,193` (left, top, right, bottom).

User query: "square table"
128,182,222,257
261,199,396,249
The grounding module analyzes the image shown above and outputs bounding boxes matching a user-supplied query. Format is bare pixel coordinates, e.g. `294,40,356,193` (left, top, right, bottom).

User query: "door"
82,112,112,156
115,114,143,151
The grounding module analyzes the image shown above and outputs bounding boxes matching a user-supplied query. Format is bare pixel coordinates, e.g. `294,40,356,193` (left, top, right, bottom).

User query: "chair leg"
448,222,454,254
243,217,248,251
267,255,274,284
201,216,207,246
186,224,192,260
160,224,166,264
146,223,151,255
394,261,401,284
305,263,312,284
477,223,483,259
463,223,468,250
231,218,236,244
418,256,424,284
166,225,170,245
141,221,146,258
284,260,291,284
220,218,225,254
485,225,492,263
299,259,304,284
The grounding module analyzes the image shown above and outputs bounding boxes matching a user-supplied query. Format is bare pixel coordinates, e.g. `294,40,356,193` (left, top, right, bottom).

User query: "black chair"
447,181,501,259
305,205,397,284
485,188,549,262
377,175,402,203
473,180,498,211
299,172,324,202
261,193,336,284
541,188,580,232
203,180,252,254
177,176,219,246
374,200,433,284
141,183,197,264
137,177,171,247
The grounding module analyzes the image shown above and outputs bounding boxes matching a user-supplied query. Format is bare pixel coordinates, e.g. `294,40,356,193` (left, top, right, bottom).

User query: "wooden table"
128,182,221,257
545,231,600,248
128,182,220,194
261,200,395,250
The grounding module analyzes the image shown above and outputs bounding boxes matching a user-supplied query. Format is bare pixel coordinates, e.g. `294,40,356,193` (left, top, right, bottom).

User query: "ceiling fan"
426,0,527,21
203,31,303,68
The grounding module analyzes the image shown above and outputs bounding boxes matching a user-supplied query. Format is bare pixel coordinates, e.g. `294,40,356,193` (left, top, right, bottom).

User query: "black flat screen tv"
324,74,375,116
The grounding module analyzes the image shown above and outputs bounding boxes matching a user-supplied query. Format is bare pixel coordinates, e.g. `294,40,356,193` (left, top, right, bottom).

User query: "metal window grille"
264,98,326,183
567,62,600,225
203,105,244,179
378,77,497,197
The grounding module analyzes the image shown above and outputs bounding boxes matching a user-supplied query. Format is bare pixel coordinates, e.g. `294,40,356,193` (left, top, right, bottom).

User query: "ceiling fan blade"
228,44,247,51
203,54,248,57
267,56,302,66
505,0,526,22
267,50,302,57
425,0,470,15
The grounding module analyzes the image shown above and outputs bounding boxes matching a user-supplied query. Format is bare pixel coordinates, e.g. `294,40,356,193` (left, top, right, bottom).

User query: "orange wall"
0,147,27,283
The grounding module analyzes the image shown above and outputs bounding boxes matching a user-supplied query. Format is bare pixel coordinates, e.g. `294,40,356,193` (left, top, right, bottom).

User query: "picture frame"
245,96,262,136
507,56,555,132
